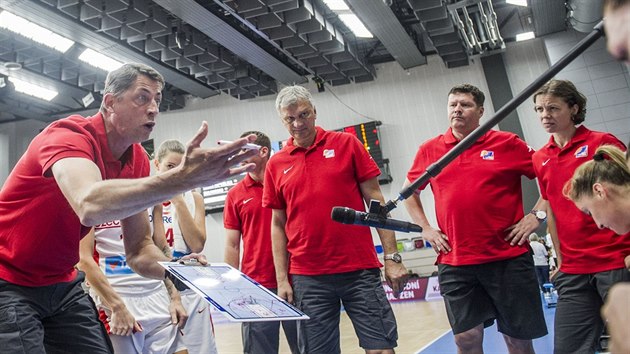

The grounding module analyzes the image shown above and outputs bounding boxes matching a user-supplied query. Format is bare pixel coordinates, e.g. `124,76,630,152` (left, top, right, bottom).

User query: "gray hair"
275,85,314,115
156,139,185,163
529,233,540,242
100,63,165,113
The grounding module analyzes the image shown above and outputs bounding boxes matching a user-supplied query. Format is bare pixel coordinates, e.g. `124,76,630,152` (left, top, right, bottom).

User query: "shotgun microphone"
331,207,422,233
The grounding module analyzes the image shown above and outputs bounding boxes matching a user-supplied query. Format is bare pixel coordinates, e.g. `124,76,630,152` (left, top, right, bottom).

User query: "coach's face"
447,92,483,139
604,2,630,63
534,94,577,134
280,100,317,148
106,75,162,150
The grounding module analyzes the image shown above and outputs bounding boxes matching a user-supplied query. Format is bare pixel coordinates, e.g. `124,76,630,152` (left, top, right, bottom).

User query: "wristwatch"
384,252,402,263
530,209,547,222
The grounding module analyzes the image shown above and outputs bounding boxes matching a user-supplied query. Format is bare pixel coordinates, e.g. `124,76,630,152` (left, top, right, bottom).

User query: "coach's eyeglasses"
281,109,314,125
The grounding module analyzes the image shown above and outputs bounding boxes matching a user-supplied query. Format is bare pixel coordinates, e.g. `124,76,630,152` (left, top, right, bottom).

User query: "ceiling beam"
347,0,426,69
154,0,307,85
1,0,219,98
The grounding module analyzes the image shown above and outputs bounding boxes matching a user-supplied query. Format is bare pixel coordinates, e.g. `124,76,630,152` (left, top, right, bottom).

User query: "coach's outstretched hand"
176,122,258,189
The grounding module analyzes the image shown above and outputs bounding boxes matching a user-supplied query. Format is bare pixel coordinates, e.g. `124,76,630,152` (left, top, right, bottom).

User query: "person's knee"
454,328,483,351
503,335,534,354
365,349,394,354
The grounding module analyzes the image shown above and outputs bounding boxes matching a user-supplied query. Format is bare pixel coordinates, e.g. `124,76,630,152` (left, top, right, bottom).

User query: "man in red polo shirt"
224,130,298,354
263,85,408,354
0,63,257,353
403,84,547,354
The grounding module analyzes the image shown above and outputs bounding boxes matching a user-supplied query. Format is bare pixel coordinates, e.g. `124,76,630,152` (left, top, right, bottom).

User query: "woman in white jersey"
77,207,188,354
154,139,218,354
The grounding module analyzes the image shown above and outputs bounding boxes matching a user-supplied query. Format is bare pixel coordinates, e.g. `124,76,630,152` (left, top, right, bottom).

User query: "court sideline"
213,298,559,353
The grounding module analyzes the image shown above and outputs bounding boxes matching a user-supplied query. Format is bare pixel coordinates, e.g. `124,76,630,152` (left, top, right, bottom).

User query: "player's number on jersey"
165,228,174,247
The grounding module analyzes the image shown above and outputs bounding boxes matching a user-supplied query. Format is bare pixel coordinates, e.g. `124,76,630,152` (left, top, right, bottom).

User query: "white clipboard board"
160,262,309,322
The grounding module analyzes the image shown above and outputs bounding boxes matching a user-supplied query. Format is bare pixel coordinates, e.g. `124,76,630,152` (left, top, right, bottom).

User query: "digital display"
336,121,391,185
337,121,384,167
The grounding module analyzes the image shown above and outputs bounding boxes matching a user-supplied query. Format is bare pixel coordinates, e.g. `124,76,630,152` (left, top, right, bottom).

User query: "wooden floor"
213,299,451,354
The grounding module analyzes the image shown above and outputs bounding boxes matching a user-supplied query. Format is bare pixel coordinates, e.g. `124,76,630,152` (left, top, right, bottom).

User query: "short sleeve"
223,189,242,230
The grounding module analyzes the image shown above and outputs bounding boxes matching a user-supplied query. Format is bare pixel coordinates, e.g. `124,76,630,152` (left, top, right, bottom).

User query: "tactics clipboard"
160,262,309,322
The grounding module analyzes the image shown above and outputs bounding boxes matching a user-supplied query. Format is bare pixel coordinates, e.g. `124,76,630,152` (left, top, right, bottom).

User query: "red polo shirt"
533,125,630,274
223,173,277,288
0,113,149,286
263,127,382,275
407,128,535,266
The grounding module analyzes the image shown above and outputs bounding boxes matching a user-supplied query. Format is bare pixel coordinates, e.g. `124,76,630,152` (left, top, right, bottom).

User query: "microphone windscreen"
331,207,355,224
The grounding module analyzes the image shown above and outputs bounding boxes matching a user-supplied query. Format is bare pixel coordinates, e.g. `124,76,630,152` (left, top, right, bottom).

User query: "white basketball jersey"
93,218,162,296
161,191,196,258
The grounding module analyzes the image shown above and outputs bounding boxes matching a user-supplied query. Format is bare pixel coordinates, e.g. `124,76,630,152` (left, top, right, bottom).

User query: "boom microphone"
331,207,422,233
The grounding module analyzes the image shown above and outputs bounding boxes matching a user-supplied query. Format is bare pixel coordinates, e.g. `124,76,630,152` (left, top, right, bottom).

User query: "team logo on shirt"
574,145,588,158
480,150,494,160
323,149,335,158
105,255,134,275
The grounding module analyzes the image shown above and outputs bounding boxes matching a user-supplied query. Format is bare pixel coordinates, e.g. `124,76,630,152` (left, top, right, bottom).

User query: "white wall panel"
0,120,47,186
541,29,630,145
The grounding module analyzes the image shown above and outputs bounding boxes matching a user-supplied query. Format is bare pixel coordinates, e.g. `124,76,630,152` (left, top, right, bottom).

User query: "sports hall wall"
1,29,629,263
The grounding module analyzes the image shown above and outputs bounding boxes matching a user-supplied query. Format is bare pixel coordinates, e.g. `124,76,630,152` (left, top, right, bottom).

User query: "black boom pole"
377,21,606,216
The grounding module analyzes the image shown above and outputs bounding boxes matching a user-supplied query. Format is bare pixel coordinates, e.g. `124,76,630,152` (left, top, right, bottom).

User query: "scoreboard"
336,121,392,185
337,121,385,168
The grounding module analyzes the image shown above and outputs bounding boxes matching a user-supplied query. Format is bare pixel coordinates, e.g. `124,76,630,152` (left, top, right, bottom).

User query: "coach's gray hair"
275,85,314,115
100,63,164,113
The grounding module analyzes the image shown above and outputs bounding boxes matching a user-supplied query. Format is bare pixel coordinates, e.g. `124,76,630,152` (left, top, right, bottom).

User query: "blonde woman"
564,144,630,354
154,139,218,354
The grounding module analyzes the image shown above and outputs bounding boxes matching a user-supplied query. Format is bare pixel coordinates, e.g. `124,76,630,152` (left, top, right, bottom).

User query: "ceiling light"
0,10,74,53
506,0,528,6
322,0,349,11
8,77,58,101
338,14,373,38
516,31,535,41
78,49,124,72
3,62,22,71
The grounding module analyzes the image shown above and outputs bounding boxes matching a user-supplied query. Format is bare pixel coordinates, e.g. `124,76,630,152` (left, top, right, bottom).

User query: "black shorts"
0,271,113,353
553,268,630,353
438,252,548,339
292,269,398,353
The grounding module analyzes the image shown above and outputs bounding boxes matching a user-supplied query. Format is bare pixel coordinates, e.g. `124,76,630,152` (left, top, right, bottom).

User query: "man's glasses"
281,110,313,125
